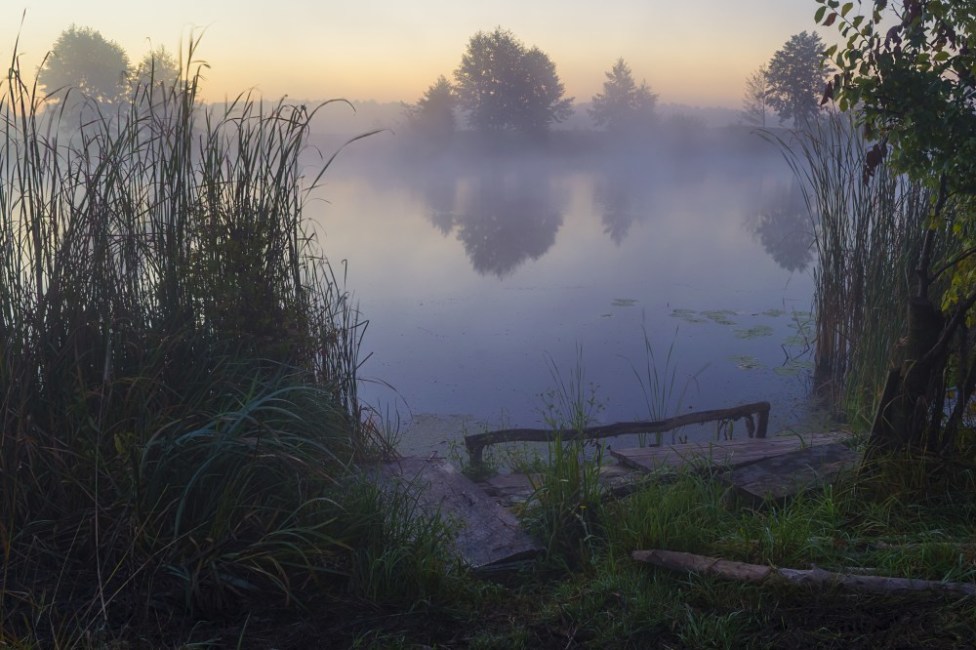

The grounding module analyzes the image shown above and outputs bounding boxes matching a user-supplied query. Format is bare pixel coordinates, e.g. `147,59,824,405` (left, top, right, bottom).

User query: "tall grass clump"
0,40,406,644
524,353,607,568
774,113,956,426
632,322,703,446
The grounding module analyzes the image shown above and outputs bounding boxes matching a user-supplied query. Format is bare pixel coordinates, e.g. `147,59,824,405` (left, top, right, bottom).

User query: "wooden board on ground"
609,432,848,474
373,456,542,570
477,461,647,507
719,442,859,505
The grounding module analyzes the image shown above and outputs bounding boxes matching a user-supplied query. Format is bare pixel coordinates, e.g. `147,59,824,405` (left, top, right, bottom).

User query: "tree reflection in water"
750,181,814,272
422,168,564,278
594,169,657,245
423,176,458,236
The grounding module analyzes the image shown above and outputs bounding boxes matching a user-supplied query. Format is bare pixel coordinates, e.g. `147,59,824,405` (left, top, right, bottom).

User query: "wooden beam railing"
464,401,770,467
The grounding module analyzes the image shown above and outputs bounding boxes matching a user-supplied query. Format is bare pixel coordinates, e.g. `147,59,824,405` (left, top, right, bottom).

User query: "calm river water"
310,135,821,455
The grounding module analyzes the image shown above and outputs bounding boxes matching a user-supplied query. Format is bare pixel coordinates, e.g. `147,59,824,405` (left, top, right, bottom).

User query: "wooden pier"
478,430,857,507
376,415,859,570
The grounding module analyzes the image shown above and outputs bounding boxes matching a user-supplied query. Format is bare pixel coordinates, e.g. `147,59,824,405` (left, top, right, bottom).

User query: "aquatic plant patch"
702,310,737,325
671,308,707,324
612,298,638,307
734,325,774,339
729,355,763,370
774,359,815,377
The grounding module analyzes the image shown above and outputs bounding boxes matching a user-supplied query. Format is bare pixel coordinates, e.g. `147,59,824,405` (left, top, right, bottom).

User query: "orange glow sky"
4,1,829,108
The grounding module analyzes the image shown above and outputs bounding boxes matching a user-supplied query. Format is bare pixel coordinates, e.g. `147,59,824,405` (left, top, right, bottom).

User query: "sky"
3,1,828,108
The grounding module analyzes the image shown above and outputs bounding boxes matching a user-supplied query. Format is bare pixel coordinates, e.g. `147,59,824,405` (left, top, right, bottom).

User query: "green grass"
0,40,461,647
395,463,975,649
4,36,975,649
770,114,956,426
383,356,976,649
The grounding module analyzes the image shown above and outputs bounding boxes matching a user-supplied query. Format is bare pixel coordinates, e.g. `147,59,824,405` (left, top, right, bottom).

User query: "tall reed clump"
0,41,404,644
524,353,607,568
774,113,955,426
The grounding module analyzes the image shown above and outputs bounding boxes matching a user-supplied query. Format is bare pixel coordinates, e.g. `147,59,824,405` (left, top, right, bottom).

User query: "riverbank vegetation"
0,41,458,646
5,3,976,645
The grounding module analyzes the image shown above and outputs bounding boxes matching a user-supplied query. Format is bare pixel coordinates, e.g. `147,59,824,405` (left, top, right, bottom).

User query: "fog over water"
308,129,820,455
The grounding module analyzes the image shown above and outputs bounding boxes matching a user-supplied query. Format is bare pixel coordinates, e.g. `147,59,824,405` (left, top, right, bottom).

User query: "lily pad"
782,334,808,346
729,355,763,370
671,308,706,323
761,308,786,317
734,324,774,339
773,359,815,376
702,310,737,325
612,298,638,307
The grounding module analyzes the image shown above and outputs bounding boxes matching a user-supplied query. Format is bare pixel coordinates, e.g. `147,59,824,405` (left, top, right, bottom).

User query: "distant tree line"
37,25,183,123
406,27,659,144
741,31,829,128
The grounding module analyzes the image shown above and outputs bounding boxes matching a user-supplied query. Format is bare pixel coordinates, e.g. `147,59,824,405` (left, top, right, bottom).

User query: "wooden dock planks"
373,456,543,570
610,432,848,473
718,441,859,504
375,433,859,570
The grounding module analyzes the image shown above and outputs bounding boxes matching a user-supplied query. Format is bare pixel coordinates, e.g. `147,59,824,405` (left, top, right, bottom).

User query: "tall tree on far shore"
404,75,458,145
589,58,658,133
131,46,181,90
454,28,572,137
740,64,770,127
766,31,828,126
130,45,182,111
39,25,130,106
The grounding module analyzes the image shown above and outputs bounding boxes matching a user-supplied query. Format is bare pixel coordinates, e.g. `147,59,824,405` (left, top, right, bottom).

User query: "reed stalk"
773,113,955,427
0,39,406,643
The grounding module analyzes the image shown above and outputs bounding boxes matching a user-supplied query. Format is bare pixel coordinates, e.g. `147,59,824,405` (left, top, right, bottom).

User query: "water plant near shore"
0,40,430,644
773,114,955,425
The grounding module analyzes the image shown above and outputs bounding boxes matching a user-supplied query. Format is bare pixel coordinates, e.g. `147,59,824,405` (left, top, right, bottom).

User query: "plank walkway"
371,456,543,571
480,431,857,507
611,431,846,473
378,432,859,570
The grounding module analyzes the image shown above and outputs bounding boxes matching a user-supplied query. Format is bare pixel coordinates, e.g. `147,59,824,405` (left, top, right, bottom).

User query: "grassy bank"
0,44,470,647
261,441,976,649
2,40,974,647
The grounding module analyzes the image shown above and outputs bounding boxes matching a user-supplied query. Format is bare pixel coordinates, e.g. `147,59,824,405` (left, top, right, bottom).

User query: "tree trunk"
869,296,946,455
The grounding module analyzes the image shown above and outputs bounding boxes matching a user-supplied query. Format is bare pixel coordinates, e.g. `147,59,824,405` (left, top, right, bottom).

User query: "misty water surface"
310,137,819,455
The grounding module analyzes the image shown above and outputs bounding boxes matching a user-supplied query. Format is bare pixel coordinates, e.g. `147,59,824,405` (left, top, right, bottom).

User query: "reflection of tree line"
422,171,564,278
418,169,813,277
593,173,656,245
749,182,814,272
418,169,665,274
419,168,657,277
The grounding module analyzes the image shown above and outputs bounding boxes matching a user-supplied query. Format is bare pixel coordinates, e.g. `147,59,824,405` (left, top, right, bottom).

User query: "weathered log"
464,402,771,466
631,548,976,598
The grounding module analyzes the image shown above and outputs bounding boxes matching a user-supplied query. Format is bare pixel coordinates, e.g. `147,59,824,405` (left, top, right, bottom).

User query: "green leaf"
841,2,854,17
815,6,827,22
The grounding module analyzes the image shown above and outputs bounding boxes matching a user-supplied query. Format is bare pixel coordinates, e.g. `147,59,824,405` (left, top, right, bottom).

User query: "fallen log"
631,548,976,598
465,401,770,466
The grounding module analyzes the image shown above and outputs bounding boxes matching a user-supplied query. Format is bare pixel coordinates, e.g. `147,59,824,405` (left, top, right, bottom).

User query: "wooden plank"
464,402,770,465
373,457,542,570
720,442,860,504
610,432,846,473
